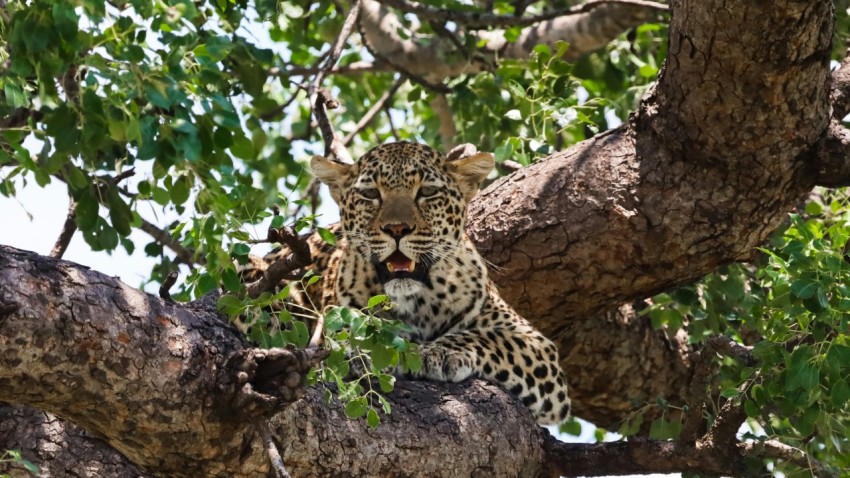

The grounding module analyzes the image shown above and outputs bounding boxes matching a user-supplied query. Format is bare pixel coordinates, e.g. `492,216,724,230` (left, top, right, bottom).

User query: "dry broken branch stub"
245,225,312,299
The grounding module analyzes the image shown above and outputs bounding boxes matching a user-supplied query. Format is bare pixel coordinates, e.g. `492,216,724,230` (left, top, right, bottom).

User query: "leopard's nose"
381,223,414,239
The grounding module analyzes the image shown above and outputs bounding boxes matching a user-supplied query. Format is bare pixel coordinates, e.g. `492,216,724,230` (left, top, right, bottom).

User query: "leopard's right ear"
311,155,354,203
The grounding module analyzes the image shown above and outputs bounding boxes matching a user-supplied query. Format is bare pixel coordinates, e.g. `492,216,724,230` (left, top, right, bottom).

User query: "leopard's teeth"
409,260,415,272
387,262,396,273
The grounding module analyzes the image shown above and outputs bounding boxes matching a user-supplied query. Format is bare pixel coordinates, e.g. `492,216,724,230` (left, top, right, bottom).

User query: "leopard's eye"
417,185,440,199
359,188,381,200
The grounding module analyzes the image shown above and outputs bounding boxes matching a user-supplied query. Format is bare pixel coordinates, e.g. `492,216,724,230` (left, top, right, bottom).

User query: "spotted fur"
311,142,570,425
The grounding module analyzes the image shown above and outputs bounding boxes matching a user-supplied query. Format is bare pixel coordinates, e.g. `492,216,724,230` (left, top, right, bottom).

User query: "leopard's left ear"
447,152,494,202
311,155,354,204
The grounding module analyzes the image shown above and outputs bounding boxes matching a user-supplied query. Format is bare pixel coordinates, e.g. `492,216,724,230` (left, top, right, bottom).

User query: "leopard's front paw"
406,345,475,383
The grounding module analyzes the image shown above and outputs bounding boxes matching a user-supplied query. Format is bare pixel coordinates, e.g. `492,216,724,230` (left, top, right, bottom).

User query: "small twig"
342,77,406,146
258,421,291,478
159,271,178,302
140,219,202,266
383,104,401,141
374,0,668,29
50,199,78,259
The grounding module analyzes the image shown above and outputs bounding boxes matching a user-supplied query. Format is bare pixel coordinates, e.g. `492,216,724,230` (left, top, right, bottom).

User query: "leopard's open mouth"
374,250,431,284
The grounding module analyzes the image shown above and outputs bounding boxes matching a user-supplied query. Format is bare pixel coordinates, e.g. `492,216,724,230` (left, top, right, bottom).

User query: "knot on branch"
227,347,329,419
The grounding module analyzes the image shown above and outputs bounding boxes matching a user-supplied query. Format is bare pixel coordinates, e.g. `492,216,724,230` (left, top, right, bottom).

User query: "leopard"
310,141,570,425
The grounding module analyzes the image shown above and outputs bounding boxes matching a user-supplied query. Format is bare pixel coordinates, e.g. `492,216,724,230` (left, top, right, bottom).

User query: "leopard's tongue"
386,250,415,273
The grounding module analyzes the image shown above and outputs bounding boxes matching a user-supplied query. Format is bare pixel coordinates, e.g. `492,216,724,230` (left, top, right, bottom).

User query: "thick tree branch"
0,245,543,477
830,49,850,120
375,0,668,29
811,120,850,187
465,0,833,425
543,435,747,478
359,0,658,84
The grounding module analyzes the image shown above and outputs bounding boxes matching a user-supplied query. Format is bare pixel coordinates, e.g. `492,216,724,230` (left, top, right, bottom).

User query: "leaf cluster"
640,190,850,475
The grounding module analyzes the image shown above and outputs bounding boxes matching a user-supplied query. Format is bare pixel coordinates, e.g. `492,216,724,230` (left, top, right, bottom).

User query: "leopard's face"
311,142,493,293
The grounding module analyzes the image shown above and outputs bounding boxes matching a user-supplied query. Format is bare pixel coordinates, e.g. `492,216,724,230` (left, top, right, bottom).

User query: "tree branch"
307,0,361,163
359,0,659,84
374,0,668,29
811,120,850,187
430,93,458,149
49,199,77,259
740,440,838,478
244,226,312,299
830,48,850,120
342,76,405,146
543,434,747,478
139,218,202,266
283,61,389,77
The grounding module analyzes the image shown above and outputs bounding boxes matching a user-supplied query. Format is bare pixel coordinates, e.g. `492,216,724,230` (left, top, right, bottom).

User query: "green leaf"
786,345,820,392
830,380,850,407
370,345,396,370
221,268,242,293
216,294,244,315
232,243,250,256
366,407,380,428
4,81,28,108
404,351,422,373
283,320,310,348
344,397,368,419
367,294,389,309
317,226,336,246
617,412,644,437
791,277,818,299
377,373,395,393
107,189,132,236
324,307,344,332
648,417,682,440
720,387,740,399
559,418,582,436
171,175,191,205
195,273,218,296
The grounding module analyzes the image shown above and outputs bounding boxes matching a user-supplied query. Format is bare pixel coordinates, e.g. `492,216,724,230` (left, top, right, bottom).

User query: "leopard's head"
311,142,493,287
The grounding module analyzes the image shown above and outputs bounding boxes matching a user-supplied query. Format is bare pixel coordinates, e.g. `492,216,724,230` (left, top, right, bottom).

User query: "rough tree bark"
1,0,846,476
467,0,835,425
